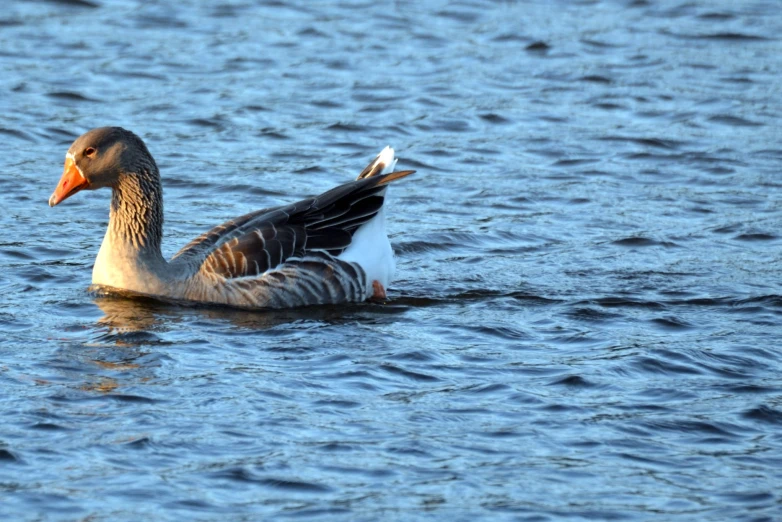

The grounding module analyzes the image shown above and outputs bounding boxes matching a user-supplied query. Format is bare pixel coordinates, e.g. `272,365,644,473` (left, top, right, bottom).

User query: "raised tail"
357,146,398,179
335,146,413,297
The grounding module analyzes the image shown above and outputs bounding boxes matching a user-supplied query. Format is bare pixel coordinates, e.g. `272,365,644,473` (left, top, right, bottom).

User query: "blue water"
1,0,781,519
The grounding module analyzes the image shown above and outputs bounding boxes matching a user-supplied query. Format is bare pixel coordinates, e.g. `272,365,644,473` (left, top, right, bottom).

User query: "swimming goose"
48,127,414,309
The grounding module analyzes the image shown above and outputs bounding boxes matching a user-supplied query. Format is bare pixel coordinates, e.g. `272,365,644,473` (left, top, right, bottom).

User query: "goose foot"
370,280,387,301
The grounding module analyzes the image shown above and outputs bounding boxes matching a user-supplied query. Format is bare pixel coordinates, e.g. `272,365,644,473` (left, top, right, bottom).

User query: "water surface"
1,0,781,520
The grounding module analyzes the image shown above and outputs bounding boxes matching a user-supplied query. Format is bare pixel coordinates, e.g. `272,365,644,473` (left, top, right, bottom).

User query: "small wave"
581,38,623,48
435,9,480,23
650,316,693,330
379,363,439,382
525,41,550,52
697,12,735,21
94,331,164,345
472,324,530,341
326,122,366,133
593,297,665,310
491,33,530,43
580,75,612,84
662,30,770,42
478,113,511,124
612,237,664,247
123,437,153,448
258,128,289,140
257,478,333,493
394,231,487,255
697,32,769,41
188,118,225,130
599,136,682,149
733,295,782,308
566,307,624,322
548,375,595,387
208,468,332,493
611,452,675,468
42,0,99,8
734,233,777,241
108,70,167,81
297,27,328,38
727,384,779,394
716,491,775,506
47,91,98,103
0,128,37,143
644,419,740,438
552,158,599,167
592,102,626,110
708,115,763,127
632,356,702,375
166,499,215,510
0,448,19,461
107,394,159,403
311,399,360,409
463,383,511,395
31,422,69,431
742,405,782,425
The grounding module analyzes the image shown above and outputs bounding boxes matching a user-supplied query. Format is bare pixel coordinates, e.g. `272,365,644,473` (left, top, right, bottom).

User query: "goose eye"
84,147,96,157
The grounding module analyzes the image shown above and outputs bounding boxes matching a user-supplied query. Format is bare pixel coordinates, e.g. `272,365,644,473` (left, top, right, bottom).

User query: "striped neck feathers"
109,165,164,254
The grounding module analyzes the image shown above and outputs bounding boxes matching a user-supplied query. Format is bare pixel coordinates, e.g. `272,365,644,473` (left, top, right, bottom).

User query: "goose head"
49,127,153,207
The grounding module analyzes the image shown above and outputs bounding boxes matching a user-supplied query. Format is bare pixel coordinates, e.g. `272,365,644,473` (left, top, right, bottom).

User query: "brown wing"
200,223,307,279
172,169,414,280
171,206,277,263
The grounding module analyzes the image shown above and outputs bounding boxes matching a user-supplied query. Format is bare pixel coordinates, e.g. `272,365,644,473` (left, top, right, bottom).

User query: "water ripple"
2,0,781,520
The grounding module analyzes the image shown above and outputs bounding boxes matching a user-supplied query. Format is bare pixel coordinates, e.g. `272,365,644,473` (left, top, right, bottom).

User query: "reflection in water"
79,375,121,393
82,290,400,396
94,294,163,334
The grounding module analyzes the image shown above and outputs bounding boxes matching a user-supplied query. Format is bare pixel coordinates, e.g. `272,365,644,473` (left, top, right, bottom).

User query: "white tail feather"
338,147,398,296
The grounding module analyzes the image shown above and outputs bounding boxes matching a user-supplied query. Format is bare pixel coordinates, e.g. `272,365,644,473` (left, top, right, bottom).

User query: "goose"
48,127,414,309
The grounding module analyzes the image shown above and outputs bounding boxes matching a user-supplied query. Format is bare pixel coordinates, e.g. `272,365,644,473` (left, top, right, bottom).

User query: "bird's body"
49,127,413,309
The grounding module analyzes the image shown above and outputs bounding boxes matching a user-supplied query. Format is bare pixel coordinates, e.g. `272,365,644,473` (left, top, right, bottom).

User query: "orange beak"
49,156,89,207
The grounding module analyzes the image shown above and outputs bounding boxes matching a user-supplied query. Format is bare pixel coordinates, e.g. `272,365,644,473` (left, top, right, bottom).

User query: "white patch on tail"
338,146,397,297
338,205,395,296
374,146,398,175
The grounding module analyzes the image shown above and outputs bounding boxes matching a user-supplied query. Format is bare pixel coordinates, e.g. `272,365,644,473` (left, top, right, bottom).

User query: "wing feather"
171,167,414,281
